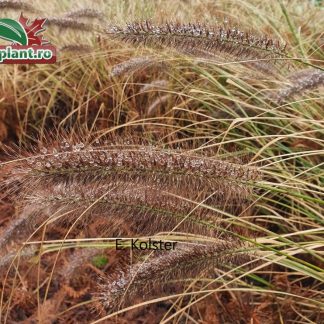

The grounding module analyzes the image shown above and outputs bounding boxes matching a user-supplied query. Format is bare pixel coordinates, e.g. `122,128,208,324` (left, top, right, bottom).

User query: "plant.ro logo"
0,13,56,64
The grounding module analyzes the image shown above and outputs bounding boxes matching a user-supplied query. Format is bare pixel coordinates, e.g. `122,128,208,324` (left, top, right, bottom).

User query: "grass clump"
0,0,323,323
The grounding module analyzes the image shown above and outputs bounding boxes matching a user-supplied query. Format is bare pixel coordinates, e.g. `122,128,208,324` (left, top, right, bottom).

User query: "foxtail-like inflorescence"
97,240,258,310
63,8,104,20
1,176,247,249
0,205,46,252
60,44,93,53
0,245,38,272
46,17,95,31
20,180,230,235
4,138,260,195
110,56,166,78
106,21,287,72
0,136,260,252
270,68,324,104
0,0,36,11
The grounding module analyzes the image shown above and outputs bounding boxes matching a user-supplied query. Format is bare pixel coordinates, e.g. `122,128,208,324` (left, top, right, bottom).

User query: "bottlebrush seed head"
97,240,258,310
6,139,260,195
106,21,287,72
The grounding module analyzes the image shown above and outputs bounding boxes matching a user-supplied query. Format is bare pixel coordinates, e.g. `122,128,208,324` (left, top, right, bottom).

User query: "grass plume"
60,44,93,53
0,245,38,273
110,56,166,77
1,136,259,253
97,240,257,310
270,68,324,104
21,180,231,235
0,0,36,11
0,206,45,251
47,17,95,31
106,21,287,71
3,138,260,196
140,80,169,93
63,8,104,20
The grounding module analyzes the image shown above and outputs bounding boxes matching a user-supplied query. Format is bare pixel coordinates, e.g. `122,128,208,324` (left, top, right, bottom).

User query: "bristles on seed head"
46,17,95,31
0,0,36,11
270,68,324,104
97,240,257,310
106,21,287,72
110,56,167,78
63,8,104,20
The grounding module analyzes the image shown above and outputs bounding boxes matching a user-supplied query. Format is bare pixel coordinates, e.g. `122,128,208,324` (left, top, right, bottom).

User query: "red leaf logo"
18,13,47,46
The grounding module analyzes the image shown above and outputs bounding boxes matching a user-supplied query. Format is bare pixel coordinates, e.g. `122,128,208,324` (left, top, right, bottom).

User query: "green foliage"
92,255,109,268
